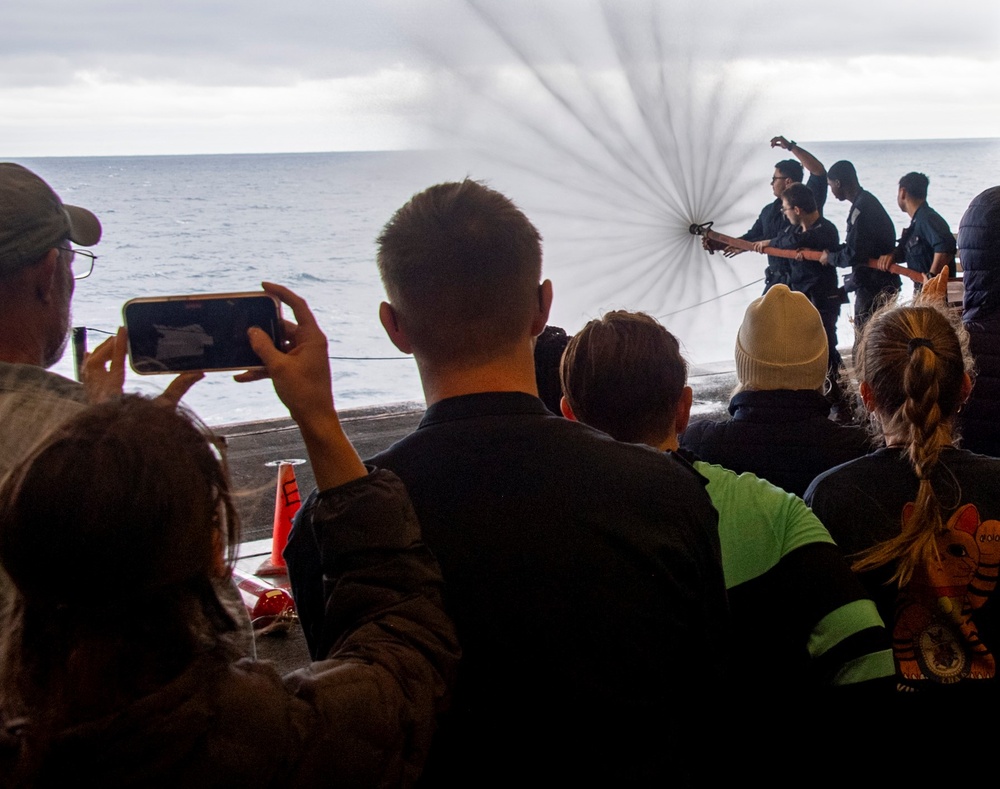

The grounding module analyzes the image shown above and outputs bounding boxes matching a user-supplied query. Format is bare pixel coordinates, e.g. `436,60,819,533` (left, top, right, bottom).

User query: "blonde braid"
851,305,967,585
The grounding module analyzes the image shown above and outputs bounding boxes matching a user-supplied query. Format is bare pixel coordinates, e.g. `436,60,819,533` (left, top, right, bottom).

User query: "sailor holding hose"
703,135,828,293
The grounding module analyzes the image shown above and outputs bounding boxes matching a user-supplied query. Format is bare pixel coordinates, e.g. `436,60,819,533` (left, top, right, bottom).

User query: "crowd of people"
0,149,998,786
706,134,962,421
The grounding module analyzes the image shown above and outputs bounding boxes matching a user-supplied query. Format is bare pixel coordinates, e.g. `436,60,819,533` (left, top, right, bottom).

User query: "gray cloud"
3,0,413,86
3,0,997,90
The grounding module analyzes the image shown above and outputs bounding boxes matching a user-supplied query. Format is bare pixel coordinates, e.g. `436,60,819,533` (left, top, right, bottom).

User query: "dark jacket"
680,389,872,497
360,392,728,786
2,470,460,788
959,186,1000,456
962,316,1000,457
742,173,828,290
827,189,899,295
959,185,1000,323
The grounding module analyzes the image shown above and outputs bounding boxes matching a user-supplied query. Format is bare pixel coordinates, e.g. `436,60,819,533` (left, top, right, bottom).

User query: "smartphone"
123,292,283,375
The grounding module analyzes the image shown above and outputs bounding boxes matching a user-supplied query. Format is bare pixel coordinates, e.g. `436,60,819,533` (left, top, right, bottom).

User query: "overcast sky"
2,0,998,157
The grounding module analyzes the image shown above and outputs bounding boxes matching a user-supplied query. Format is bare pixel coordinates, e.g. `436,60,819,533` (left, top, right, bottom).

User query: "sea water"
13,139,1000,426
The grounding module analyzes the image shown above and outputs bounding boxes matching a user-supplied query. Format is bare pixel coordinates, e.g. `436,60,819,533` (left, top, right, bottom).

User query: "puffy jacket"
960,185,1000,323
958,186,1000,456
680,389,872,497
0,470,460,788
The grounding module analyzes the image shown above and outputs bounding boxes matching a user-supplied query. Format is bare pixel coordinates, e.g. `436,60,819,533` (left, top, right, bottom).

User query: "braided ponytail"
851,305,969,585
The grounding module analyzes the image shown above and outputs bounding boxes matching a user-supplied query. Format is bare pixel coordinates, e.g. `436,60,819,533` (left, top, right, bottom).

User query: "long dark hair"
0,396,240,773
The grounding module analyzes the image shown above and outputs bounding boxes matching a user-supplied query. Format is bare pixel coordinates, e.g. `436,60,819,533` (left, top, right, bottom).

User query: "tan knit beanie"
734,284,829,391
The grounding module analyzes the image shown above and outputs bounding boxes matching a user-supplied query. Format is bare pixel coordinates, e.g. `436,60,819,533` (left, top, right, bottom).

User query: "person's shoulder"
696,459,786,497
226,657,289,697
944,446,1000,469
921,203,957,239
680,416,727,443
0,362,87,403
804,450,882,503
696,460,816,521
859,189,890,214
810,217,839,243
818,417,871,445
571,422,703,480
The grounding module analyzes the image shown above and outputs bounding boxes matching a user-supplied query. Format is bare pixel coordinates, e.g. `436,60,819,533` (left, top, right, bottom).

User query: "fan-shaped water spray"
411,0,774,359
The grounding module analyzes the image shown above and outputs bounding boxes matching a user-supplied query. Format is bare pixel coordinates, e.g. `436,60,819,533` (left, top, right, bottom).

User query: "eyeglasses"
771,176,790,184
58,247,98,280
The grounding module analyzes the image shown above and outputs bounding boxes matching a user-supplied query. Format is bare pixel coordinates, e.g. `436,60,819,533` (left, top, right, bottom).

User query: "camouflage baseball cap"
0,163,102,275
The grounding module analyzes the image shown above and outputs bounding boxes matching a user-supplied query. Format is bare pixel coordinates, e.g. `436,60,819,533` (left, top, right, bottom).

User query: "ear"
560,395,576,421
211,529,228,579
859,380,875,412
379,301,413,354
31,248,61,304
530,280,554,337
960,372,973,404
674,386,694,435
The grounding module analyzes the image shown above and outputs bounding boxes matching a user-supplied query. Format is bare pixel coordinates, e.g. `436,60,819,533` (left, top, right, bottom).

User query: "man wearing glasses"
0,162,205,478
705,135,828,293
0,163,106,463
0,165,212,496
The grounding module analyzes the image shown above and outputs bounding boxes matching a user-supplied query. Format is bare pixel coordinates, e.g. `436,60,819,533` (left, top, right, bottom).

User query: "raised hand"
235,282,366,489
83,325,201,407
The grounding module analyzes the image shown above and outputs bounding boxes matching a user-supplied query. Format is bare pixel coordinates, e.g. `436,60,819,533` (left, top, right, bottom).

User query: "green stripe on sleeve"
831,649,896,686
808,598,886,658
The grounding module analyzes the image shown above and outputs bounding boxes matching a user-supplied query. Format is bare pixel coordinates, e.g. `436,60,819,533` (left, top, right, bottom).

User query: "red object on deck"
256,461,302,576
233,568,296,626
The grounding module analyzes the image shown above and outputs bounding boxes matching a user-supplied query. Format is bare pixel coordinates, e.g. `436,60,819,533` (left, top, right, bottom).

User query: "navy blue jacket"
772,216,840,306
958,185,1000,456
828,190,899,294
680,389,872,497
901,202,955,276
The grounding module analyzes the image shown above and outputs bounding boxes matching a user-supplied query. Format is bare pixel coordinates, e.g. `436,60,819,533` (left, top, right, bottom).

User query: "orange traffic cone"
257,461,302,576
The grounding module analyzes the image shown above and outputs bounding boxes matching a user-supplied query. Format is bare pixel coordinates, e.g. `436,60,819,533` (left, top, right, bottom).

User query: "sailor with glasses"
703,135,828,293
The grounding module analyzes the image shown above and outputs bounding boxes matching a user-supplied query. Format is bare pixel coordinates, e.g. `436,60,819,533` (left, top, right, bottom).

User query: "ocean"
13,138,1000,426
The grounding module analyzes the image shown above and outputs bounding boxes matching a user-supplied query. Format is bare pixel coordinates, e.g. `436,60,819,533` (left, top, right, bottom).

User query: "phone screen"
123,293,282,374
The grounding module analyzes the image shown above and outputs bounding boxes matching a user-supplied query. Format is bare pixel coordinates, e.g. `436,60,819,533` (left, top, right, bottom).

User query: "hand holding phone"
236,282,366,490
83,325,203,407
123,292,284,375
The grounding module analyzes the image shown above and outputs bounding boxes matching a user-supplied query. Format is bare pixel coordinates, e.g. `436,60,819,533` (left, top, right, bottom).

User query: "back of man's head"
782,183,817,213
0,163,101,280
560,311,686,445
899,171,929,201
827,160,859,191
775,159,804,183
377,179,543,366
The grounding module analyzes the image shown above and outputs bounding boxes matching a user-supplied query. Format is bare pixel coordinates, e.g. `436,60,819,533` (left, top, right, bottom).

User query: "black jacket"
680,389,872,497
958,185,1000,456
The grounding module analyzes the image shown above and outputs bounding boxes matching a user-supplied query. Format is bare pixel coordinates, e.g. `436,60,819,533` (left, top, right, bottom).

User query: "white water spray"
411,0,773,357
